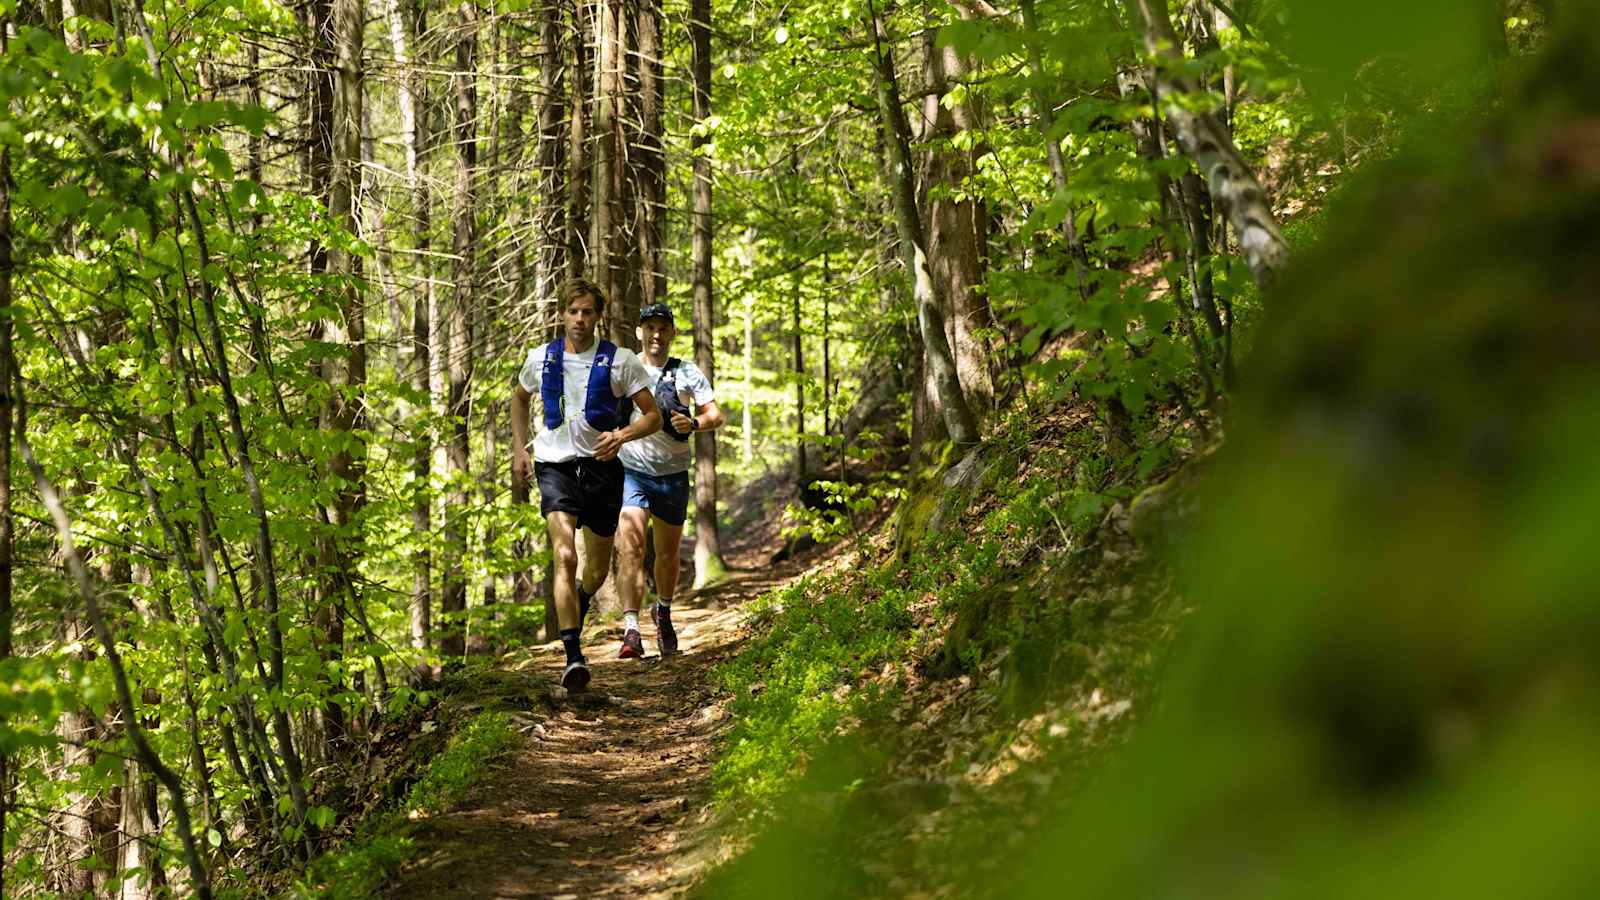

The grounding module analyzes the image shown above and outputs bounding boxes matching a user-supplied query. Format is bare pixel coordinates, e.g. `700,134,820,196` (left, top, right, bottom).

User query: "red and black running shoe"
618,628,645,659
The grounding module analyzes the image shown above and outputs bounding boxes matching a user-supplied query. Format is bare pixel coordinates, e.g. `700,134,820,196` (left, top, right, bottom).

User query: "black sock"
560,628,583,664
656,598,672,619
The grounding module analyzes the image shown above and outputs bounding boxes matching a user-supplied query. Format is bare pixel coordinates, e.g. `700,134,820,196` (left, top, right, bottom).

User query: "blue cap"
639,302,675,325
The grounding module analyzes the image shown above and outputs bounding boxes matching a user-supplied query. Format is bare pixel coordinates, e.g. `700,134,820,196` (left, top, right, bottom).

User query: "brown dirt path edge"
380,564,799,900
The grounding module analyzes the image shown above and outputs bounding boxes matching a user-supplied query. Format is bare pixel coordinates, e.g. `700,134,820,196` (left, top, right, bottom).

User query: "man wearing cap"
613,301,725,658
511,278,661,691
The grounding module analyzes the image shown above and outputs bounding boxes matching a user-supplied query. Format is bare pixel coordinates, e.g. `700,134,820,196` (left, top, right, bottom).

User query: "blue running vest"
540,338,625,431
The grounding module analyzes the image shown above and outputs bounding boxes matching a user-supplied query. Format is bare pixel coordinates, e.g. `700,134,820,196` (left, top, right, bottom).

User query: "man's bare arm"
511,381,533,485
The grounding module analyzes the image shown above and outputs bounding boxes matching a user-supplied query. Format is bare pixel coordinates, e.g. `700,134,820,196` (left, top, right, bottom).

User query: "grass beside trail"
281,709,519,899
702,412,1189,895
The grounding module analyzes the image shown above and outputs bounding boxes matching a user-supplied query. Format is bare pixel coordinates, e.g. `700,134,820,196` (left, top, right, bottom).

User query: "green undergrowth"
701,409,1192,895
276,706,519,898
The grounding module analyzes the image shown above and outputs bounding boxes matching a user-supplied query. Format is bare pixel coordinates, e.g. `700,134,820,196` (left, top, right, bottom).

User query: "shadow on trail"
381,561,803,899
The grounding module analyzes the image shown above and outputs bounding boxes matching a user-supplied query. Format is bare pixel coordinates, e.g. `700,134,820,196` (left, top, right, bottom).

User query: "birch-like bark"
386,0,433,671
1130,0,1288,288
922,9,995,411
869,2,980,451
442,0,478,659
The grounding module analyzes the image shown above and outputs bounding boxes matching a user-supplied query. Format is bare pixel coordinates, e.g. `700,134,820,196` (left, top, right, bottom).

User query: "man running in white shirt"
614,302,725,658
511,279,661,691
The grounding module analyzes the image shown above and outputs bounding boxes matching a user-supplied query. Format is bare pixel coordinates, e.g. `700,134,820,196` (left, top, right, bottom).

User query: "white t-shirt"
618,359,715,476
517,342,652,464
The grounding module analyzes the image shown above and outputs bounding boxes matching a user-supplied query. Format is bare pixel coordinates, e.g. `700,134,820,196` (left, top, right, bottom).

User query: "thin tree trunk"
0,121,12,900
689,0,726,586
1129,0,1288,288
793,265,807,481
126,5,312,833
14,379,213,898
636,0,665,311
593,0,628,335
868,1,980,453
310,0,367,753
742,295,753,464
470,403,497,655
388,0,433,675
1019,0,1092,294
537,0,568,303
529,0,567,638
442,0,478,659
568,0,592,280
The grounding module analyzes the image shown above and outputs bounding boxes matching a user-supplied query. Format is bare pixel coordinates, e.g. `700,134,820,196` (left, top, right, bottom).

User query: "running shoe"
618,628,645,659
561,658,591,692
653,604,679,656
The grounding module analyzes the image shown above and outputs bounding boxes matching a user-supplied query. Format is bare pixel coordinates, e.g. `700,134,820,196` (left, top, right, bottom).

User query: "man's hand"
670,411,697,434
593,430,625,461
512,449,533,487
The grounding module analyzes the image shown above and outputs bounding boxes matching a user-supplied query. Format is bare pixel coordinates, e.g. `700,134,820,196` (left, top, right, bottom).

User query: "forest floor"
377,549,817,899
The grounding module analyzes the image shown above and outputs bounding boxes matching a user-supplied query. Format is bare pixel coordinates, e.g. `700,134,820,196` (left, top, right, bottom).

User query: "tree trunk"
568,0,592,280
388,0,433,676
635,0,666,311
470,402,497,655
689,0,726,586
118,756,168,899
793,265,807,481
1019,0,1092,294
0,125,11,900
742,295,753,464
531,0,567,637
537,0,569,311
1130,0,1288,288
310,0,366,753
922,14,995,411
868,3,980,453
593,0,632,341
443,0,478,659
15,380,213,897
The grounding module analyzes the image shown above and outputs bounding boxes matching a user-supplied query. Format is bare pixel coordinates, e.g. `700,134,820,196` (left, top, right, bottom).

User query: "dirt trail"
381,563,799,899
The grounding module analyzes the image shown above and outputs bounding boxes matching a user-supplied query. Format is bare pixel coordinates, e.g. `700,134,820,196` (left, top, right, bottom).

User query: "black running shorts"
535,457,625,537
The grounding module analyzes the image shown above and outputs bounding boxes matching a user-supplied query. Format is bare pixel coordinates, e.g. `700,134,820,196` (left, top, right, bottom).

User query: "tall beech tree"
688,0,727,586
869,0,981,453
442,0,479,659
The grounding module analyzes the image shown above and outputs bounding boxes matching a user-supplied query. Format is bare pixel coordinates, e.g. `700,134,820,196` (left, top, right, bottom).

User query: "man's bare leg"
578,526,614,597
617,508,650,617
547,511,591,690
651,520,685,601
612,509,649,657
546,511,581,629
650,520,685,655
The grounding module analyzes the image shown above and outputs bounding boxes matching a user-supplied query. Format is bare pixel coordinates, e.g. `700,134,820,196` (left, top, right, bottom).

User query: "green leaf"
53,183,89,216
205,145,234,180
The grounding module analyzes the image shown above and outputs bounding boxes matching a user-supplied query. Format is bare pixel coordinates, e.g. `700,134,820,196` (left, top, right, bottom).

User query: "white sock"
656,597,672,610
624,611,639,632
